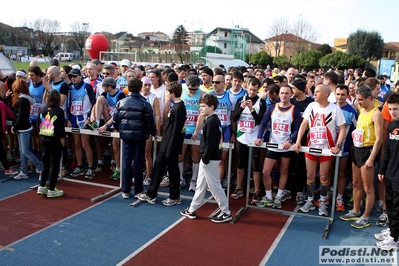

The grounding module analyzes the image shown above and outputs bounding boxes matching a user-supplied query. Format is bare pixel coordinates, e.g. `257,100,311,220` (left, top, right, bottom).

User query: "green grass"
12,60,81,72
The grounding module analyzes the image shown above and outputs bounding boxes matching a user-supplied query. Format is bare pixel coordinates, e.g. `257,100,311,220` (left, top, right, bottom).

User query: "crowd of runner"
1,58,399,243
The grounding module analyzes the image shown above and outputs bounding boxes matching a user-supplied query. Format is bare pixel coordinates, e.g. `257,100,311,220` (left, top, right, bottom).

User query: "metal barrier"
64,127,122,202
5,120,235,203
231,141,342,239
130,137,234,207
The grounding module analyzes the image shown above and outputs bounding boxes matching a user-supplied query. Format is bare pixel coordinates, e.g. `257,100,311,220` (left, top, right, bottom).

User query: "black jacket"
113,92,156,141
200,114,222,164
13,94,35,131
379,120,399,182
37,104,66,140
159,101,186,157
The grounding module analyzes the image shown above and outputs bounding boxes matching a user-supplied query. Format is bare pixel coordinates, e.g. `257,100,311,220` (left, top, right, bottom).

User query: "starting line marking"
260,205,300,265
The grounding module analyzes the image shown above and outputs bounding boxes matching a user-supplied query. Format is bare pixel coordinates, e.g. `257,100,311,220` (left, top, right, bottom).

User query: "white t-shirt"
151,84,166,124
328,91,352,105
302,102,345,151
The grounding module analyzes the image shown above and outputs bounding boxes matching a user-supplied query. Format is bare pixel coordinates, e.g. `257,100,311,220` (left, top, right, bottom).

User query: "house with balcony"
203,27,264,60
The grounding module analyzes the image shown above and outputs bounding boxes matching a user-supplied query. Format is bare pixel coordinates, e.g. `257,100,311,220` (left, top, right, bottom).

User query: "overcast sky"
2,0,396,46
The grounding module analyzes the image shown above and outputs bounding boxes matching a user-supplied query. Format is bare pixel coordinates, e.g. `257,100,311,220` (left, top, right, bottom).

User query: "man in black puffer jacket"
113,78,156,199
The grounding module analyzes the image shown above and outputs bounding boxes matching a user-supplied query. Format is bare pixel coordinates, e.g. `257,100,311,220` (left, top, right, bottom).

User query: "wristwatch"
336,143,342,148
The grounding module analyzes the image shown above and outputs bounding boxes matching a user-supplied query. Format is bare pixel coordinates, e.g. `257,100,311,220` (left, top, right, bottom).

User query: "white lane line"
116,194,214,265
259,205,299,266
0,189,33,202
116,216,187,266
0,193,119,252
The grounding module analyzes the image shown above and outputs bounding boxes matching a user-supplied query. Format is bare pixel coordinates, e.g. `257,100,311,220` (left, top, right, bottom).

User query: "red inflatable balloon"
85,34,108,60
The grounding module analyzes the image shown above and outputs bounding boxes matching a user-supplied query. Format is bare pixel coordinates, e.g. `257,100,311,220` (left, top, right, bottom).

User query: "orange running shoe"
336,198,345,212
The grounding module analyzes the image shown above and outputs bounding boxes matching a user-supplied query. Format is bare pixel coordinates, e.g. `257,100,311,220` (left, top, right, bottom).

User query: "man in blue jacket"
113,78,157,199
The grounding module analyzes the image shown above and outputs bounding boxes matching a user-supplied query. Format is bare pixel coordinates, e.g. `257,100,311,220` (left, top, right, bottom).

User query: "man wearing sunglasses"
210,75,236,185
178,75,206,192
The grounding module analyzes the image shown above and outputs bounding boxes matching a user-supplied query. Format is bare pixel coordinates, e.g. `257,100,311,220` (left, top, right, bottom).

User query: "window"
224,32,227,37
224,43,227,48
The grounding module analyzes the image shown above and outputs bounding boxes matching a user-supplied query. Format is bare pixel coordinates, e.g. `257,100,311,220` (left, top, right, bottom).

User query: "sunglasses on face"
212,81,222,84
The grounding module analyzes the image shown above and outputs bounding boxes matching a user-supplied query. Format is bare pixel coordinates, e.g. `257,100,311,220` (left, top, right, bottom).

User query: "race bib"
31,103,41,116
107,106,116,117
309,126,327,144
352,128,364,148
215,109,228,126
272,122,289,132
71,101,83,115
185,110,199,126
239,114,255,132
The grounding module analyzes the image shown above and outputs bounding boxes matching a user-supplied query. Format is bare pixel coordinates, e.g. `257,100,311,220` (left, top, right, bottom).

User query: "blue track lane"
264,212,398,266
0,194,190,266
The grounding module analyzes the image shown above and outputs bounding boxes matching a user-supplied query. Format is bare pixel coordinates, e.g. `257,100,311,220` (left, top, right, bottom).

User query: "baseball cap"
68,68,81,78
102,77,116,87
121,59,131,67
71,64,81,70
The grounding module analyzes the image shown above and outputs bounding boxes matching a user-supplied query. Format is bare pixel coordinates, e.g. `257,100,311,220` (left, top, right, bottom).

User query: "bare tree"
19,27,39,56
266,17,290,56
172,24,189,63
290,16,318,54
32,19,61,56
70,22,90,57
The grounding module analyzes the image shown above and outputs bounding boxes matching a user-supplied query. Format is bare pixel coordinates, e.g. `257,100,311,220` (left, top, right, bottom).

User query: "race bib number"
309,126,327,144
272,122,289,132
239,114,255,132
352,128,364,148
215,109,228,126
185,110,199,126
71,101,83,115
31,103,41,116
107,106,116,117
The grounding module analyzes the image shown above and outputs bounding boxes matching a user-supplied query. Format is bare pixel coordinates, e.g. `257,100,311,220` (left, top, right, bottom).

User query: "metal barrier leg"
231,142,342,238
119,139,123,190
322,156,340,239
226,143,233,199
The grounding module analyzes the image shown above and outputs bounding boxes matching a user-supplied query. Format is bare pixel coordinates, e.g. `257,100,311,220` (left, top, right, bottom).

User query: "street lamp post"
82,22,89,62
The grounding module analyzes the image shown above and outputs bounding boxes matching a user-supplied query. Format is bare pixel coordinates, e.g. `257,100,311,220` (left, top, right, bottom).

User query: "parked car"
55,53,74,62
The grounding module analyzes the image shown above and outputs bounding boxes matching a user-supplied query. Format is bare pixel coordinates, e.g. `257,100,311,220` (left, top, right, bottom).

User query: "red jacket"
0,101,14,133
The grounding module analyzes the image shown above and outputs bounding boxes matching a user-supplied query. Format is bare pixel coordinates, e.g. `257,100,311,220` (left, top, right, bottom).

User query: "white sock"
266,190,272,199
178,161,184,179
191,162,199,181
97,160,103,165
277,189,284,198
116,167,120,171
